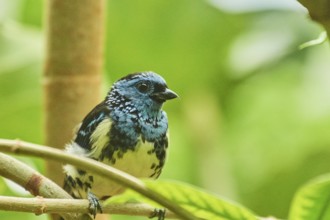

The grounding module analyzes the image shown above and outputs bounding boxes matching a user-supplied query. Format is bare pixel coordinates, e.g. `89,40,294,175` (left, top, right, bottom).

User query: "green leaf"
108,180,257,220
289,174,330,220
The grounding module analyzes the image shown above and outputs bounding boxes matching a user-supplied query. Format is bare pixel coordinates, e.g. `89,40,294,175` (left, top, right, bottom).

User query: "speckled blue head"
105,71,178,121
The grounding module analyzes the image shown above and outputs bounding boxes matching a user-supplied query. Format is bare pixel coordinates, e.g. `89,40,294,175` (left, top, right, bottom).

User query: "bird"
62,71,178,218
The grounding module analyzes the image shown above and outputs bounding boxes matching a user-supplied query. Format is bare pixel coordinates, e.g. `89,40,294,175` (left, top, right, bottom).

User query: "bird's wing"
74,102,111,151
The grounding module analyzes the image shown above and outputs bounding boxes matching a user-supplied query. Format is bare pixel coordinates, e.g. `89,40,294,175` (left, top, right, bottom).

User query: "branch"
0,139,197,220
0,153,178,218
298,0,330,35
0,152,79,220
0,196,178,218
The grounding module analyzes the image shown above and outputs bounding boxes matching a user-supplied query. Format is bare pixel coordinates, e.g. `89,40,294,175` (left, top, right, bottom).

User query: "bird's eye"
136,82,149,93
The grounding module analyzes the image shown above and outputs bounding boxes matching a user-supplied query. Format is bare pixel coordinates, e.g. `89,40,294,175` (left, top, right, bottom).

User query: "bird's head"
107,72,178,114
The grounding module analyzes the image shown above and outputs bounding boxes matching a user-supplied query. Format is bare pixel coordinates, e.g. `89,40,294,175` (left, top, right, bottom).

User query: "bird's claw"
87,191,102,218
149,208,166,220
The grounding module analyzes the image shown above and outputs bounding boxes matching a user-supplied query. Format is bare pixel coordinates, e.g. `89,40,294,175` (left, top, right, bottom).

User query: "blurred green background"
1,0,330,219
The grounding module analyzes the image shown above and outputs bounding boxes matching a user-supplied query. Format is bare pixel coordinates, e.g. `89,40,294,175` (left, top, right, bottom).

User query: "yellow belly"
66,118,166,198
92,138,160,198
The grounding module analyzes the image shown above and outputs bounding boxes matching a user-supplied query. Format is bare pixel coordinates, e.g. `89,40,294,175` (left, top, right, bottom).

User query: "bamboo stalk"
43,0,105,186
44,1,105,219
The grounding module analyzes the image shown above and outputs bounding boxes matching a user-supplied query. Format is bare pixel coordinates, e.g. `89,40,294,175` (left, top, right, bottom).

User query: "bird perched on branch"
63,72,178,218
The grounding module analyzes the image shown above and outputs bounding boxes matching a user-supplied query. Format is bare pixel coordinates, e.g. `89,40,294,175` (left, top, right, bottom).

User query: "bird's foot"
87,191,102,218
149,208,166,220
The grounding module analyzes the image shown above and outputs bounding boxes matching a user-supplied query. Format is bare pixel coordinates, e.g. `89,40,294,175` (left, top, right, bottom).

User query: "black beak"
151,88,178,103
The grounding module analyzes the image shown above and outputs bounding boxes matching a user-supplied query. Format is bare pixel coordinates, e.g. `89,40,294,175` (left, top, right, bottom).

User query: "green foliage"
108,180,257,220
289,174,330,220
1,0,330,220
0,21,43,142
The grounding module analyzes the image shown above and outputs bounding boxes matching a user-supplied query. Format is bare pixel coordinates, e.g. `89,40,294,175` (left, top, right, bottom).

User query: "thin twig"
0,152,178,218
0,139,197,220
0,196,178,218
0,152,78,220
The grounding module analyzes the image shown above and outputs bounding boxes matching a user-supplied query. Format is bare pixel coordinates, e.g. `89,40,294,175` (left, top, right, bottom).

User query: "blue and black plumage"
63,72,178,218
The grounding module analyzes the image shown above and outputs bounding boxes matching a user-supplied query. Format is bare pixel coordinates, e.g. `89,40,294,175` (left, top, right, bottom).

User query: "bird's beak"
151,88,178,103
161,88,179,100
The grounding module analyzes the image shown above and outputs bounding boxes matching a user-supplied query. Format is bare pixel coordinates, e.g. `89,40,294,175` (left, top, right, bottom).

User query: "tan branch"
0,153,70,199
0,152,79,219
0,152,178,218
0,139,197,220
0,196,178,218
